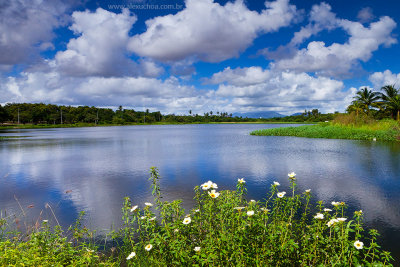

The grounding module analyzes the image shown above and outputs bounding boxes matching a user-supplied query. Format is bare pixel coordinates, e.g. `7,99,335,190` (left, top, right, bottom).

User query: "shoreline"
250,123,400,142
0,121,314,130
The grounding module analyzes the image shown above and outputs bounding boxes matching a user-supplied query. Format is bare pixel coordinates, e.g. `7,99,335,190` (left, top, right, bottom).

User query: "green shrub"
118,168,393,266
0,212,114,266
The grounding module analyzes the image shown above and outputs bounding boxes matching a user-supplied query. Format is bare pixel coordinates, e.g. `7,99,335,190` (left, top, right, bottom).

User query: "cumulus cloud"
128,0,298,62
0,0,78,69
0,71,215,114
55,8,140,77
264,3,397,79
262,3,337,61
369,70,400,89
291,2,338,46
273,15,396,77
357,7,375,23
1,65,352,115
205,66,271,87
208,66,352,113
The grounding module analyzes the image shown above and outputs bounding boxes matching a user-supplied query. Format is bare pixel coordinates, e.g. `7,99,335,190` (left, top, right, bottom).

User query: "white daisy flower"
324,208,332,212
354,240,364,250
288,172,296,178
202,180,218,189
305,189,311,193
183,217,191,225
201,183,211,190
247,210,255,216
149,217,156,221
326,218,339,227
314,213,324,220
194,247,201,252
126,252,136,260
145,202,153,207
331,201,340,207
273,181,280,186
277,191,286,198
145,244,153,251
130,205,138,212
208,190,220,198
238,178,245,184
234,207,246,211
337,218,347,222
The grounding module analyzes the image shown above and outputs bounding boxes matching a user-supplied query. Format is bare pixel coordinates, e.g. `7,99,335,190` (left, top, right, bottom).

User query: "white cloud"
0,71,215,114
357,7,375,23
1,63,358,115
55,8,140,77
128,0,298,62
369,70,400,89
205,66,271,86
291,2,338,46
262,3,337,61
0,0,76,68
1,71,72,104
209,66,351,113
273,15,396,77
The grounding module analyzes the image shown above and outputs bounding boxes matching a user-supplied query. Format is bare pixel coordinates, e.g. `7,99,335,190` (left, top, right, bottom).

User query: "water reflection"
0,124,399,260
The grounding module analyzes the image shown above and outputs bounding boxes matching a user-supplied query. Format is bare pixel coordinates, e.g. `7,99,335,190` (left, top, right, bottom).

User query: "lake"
1,124,400,260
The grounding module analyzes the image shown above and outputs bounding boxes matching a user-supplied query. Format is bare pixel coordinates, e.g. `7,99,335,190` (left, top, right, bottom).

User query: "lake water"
1,124,400,260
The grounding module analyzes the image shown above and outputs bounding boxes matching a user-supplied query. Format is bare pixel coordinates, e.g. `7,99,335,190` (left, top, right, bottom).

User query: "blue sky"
1,0,400,115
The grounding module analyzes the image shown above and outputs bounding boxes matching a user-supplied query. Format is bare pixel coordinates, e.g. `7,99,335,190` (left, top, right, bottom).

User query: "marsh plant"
0,168,393,266
119,167,393,266
0,211,112,265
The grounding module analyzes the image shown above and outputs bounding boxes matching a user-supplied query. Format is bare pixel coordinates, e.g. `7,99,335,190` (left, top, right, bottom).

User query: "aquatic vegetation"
116,167,393,266
0,167,394,266
250,121,400,141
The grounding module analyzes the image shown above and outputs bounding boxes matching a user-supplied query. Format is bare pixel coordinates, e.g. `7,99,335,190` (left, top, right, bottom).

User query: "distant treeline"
267,109,337,122
0,103,338,125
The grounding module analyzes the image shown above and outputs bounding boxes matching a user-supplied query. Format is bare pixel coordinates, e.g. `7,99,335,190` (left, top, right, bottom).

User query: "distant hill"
233,111,285,119
290,112,303,116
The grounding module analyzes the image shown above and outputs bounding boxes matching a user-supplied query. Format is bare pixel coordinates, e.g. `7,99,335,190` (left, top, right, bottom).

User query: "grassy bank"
0,168,393,266
251,120,400,141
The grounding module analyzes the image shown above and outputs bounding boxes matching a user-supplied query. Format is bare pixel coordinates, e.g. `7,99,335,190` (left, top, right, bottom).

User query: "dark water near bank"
1,124,400,260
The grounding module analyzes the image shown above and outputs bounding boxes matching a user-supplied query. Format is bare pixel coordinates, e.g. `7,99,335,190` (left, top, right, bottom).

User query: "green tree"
354,87,380,114
379,85,400,119
346,101,365,116
386,95,400,121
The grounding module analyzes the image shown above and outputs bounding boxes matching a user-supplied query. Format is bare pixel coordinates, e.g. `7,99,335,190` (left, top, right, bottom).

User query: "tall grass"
251,117,400,141
0,168,394,266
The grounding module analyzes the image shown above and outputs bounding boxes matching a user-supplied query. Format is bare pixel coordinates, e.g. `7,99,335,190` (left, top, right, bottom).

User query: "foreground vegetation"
0,168,393,266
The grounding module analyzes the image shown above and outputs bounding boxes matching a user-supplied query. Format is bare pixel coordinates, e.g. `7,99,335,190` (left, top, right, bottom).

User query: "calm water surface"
1,124,400,260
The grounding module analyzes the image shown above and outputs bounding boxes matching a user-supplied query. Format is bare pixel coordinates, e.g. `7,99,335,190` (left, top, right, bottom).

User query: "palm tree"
379,85,399,119
347,100,365,116
354,87,380,114
380,85,398,101
386,95,400,121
